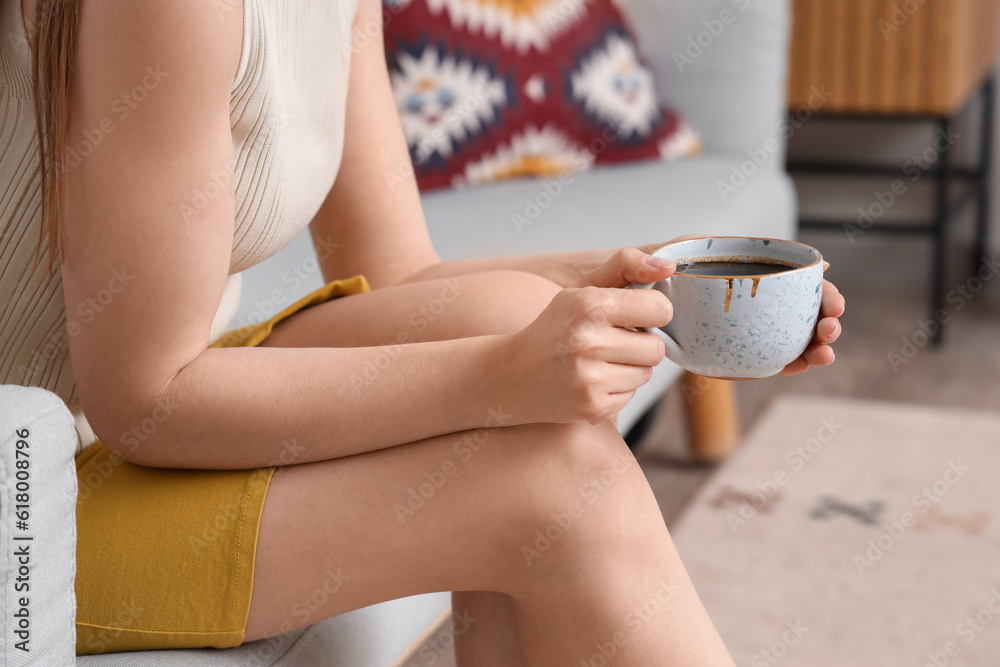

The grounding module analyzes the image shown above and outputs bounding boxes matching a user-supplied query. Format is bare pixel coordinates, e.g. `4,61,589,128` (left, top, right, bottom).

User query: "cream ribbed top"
0,0,359,430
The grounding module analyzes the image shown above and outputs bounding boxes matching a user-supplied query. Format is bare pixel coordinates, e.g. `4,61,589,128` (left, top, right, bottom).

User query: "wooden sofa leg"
681,372,740,463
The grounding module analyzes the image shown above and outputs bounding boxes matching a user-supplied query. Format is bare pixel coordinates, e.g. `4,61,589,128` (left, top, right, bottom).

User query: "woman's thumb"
576,248,675,289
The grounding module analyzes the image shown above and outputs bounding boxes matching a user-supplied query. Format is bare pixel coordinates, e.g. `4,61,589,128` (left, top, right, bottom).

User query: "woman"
1,0,844,663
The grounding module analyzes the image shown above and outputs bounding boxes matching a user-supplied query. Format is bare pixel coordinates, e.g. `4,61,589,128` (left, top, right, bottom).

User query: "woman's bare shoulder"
22,0,243,86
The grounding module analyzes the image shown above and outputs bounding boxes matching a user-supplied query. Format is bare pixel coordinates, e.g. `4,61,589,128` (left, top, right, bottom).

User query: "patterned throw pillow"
382,0,701,191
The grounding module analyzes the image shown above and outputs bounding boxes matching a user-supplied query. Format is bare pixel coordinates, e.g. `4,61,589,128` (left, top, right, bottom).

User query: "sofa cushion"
382,0,700,190
76,593,450,667
0,385,78,667
420,156,797,260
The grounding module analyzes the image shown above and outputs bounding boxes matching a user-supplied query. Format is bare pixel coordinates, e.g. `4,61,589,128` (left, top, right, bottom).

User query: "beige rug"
672,396,1000,667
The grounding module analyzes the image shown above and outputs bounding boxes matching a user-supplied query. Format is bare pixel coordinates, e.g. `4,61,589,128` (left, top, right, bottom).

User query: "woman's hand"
522,237,845,390
780,265,845,375
503,248,676,425
539,236,705,287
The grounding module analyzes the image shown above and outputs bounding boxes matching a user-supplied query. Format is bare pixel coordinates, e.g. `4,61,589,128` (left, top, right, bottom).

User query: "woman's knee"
492,422,660,579
458,270,561,334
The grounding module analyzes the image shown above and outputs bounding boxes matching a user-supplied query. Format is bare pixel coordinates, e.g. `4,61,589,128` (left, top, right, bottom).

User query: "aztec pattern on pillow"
382,0,701,190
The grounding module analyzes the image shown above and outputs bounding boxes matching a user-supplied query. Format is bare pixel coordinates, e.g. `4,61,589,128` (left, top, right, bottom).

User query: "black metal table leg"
931,116,953,347
974,75,995,275
930,117,951,346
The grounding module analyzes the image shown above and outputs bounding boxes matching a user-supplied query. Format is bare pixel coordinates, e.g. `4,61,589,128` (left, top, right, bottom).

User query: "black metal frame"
786,73,995,345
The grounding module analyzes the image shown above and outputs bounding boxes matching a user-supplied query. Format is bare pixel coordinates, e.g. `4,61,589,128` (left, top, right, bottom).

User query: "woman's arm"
64,0,673,471
304,0,642,291
59,0,508,470
398,245,675,288
303,0,687,294
305,0,440,289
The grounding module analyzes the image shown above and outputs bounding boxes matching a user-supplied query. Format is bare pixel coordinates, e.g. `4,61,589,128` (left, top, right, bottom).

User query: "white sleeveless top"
0,0,359,429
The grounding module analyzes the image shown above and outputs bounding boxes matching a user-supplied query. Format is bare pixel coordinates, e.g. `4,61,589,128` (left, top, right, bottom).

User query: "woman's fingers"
784,342,835,373
593,328,666,366
778,320,839,375
803,341,836,366
779,356,810,376
578,247,675,289
779,341,835,375
603,363,656,394
821,280,846,318
598,288,674,331
815,316,842,345
589,390,637,425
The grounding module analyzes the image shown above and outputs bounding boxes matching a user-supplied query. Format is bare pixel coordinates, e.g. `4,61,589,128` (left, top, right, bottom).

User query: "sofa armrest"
0,385,78,666
625,0,792,163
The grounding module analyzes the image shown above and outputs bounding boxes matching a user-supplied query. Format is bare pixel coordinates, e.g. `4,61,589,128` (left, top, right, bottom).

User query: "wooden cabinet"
787,0,999,114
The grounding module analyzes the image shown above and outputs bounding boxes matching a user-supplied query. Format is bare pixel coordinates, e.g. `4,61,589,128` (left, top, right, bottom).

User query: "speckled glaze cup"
632,237,824,379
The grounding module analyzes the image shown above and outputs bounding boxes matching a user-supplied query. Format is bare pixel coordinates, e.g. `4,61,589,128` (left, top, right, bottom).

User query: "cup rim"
652,236,823,280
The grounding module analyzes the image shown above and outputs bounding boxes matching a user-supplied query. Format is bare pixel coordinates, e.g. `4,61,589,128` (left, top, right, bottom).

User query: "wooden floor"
401,237,1000,665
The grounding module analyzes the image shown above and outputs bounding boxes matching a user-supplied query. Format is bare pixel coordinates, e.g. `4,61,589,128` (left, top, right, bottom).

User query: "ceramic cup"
631,237,824,379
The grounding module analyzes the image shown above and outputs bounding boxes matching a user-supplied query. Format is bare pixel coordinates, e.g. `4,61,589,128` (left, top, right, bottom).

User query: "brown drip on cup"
724,278,734,313
751,277,760,298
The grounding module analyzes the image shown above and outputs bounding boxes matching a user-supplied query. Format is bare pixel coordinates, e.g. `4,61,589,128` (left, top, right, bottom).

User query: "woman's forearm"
109,335,516,470
401,249,616,288
401,240,677,288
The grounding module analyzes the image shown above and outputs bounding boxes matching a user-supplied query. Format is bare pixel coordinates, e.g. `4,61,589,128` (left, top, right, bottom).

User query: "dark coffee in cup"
675,258,800,277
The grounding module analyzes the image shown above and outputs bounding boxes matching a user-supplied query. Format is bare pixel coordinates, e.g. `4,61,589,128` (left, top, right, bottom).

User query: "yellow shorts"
74,275,370,655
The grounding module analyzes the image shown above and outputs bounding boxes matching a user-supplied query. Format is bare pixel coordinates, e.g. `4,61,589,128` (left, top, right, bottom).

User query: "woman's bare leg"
254,269,732,665
265,269,558,663
262,269,553,664
244,420,733,666
452,591,526,666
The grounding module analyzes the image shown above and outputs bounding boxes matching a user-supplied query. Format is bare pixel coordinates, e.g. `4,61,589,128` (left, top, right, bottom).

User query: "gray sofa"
8,0,796,665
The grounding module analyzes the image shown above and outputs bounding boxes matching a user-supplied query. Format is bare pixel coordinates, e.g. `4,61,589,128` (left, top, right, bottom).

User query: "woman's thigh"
243,419,653,641
260,269,561,348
